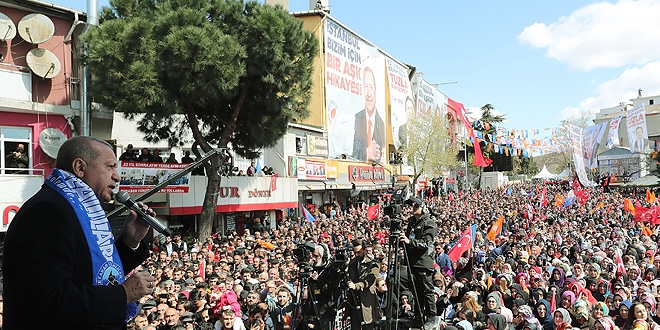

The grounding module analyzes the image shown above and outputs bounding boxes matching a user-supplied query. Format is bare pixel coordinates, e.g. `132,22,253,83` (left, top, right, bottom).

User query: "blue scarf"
45,168,137,321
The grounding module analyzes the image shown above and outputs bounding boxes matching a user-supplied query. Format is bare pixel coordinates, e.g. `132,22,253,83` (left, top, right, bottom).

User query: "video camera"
383,188,423,232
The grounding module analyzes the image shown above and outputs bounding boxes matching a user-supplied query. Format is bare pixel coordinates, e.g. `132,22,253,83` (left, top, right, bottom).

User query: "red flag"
367,204,380,220
550,291,557,313
270,173,278,191
572,177,581,191
198,258,206,280
447,227,473,263
449,98,492,167
540,187,548,207
448,193,454,202
616,250,626,275
576,189,590,205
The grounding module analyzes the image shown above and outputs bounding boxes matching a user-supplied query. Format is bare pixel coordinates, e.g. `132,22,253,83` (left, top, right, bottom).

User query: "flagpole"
464,137,469,191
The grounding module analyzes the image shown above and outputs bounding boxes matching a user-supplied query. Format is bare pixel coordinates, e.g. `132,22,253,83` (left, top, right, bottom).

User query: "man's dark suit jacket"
352,109,386,162
3,185,149,330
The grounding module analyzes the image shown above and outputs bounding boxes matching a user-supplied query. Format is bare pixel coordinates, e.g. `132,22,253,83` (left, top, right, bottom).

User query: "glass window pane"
3,127,30,140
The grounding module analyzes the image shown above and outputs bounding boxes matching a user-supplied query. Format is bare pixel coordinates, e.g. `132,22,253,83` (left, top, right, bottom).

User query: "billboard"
626,104,649,153
386,57,413,149
325,18,385,163
119,161,190,193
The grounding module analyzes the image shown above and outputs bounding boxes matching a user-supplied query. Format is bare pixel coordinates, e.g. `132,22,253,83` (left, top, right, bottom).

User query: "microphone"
115,191,172,237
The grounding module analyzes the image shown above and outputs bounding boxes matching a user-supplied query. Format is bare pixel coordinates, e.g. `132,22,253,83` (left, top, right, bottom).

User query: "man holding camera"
5,143,28,174
347,239,380,330
308,244,341,330
399,197,438,330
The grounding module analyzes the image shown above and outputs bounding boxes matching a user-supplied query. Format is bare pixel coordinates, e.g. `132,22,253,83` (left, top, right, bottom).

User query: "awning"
353,183,377,191
375,183,392,189
324,181,353,190
298,182,326,191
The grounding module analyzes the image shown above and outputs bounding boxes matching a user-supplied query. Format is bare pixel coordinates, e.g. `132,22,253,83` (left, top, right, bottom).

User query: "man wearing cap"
119,144,137,161
400,196,438,329
347,238,380,330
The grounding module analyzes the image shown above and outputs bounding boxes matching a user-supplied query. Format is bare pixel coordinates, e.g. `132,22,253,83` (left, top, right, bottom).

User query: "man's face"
79,142,120,203
363,70,376,115
16,144,25,152
412,204,423,216
223,314,235,329
637,127,644,139
135,315,148,328
276,291,289,306
405,99,415,118
164,308,179,325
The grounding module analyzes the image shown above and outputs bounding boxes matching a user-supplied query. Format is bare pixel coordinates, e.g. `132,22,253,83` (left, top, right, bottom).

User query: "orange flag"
487,216,504,242
589,202,604,214
624,198,636,216
555,194,564,208
642,222,653,236
647,189,653,204
651,191,658,205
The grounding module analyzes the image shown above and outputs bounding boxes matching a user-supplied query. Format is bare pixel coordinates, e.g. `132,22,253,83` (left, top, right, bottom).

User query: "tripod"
292,269,322,330
383,219,430,330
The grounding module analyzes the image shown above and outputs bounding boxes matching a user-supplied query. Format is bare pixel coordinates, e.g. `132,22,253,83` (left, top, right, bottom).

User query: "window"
295,136,306,155
650,100,654,105
1,127,31,174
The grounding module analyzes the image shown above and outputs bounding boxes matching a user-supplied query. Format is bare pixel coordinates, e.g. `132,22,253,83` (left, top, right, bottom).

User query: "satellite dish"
26,48,61,78
0,12,16,41
17,13,54,44
39,128,67,158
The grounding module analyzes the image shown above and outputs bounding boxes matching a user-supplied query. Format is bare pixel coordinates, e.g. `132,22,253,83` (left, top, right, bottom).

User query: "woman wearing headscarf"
594,279,612,302
534,300,553,326
487,313,513,330
616,300,633,328
572,299,596,329
549,268,566,291
560,291,576,310
596,317,618,330
456,320,474,330
519,305,542,330
485,292,503,315
594,302,611,320
543,308,572,330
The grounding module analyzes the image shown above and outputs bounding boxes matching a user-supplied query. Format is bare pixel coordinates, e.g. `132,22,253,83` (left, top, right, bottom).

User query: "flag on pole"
447,227,474,263
302,206,316,223
367,204,381,220
197,258,206,280
555,194,564,208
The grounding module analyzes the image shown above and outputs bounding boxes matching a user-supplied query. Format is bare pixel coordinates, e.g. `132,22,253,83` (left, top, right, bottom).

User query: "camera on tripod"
383,188,410,232
333,246,351,264
293,241,316,277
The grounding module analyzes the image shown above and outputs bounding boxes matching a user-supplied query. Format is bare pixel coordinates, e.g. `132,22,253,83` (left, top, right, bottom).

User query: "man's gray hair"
55,136,113,171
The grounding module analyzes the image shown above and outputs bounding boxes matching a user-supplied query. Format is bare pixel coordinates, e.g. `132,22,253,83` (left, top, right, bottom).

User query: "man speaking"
3,136,156,329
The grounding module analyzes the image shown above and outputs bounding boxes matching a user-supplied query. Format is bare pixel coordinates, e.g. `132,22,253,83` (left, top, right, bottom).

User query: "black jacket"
3,185,149,329
403,213,437,269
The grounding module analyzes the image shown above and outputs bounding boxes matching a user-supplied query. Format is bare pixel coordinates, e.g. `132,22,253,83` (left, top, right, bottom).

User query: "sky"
57,0,660,136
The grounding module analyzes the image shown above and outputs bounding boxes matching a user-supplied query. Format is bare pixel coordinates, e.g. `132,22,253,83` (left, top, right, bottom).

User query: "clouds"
518,0,660,120
518,0,660,71
558,61,660,119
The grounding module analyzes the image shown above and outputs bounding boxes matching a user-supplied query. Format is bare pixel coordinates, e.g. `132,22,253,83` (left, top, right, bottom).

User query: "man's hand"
399,231,410,244
367,140,381,161
347,281,356,290
122,202,156,248
122,271,156,303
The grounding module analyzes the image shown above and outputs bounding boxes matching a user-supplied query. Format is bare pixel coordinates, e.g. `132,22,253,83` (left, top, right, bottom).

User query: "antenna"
26,48,62,78
18,13,54,44
0,12,17,41
39,128,67,158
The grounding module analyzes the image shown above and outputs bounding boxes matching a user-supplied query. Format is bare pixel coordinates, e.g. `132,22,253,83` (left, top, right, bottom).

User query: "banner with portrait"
568,124,594,187
386,57,413,149
324,18,385,163
583,122,607,169
605,115,622,149
626,104,649,153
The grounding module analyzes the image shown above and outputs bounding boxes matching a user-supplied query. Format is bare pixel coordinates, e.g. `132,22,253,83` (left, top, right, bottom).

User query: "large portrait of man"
352,67,385,162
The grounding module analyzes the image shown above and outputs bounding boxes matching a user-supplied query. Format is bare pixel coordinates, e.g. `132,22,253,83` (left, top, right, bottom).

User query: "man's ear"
71,158,86,177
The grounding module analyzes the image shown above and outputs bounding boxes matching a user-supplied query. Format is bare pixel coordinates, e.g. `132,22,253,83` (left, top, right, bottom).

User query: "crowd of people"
97,178,658,330
4,137,660,330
